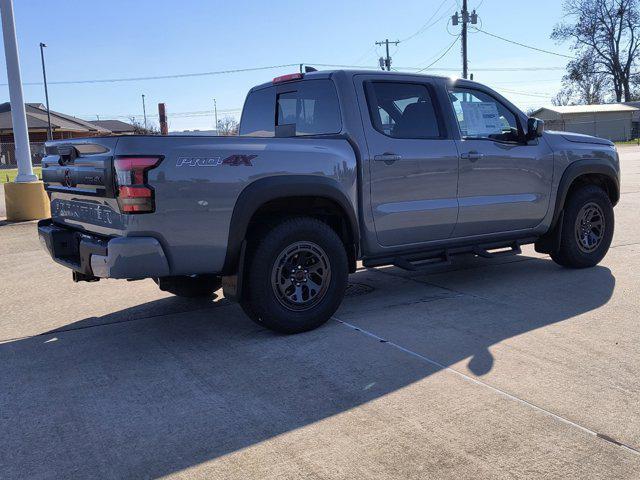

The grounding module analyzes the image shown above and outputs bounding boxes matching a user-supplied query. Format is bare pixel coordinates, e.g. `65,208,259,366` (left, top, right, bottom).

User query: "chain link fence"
0,143,46,167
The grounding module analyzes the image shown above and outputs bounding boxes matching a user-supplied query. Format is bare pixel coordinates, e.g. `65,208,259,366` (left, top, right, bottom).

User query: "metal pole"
0,0,35,182
214,98,218,133
462,0,468,79
39,42,52,140
141,94,147,131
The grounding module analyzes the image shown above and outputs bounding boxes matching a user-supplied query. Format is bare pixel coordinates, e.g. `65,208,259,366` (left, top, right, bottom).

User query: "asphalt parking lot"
1,148,639,479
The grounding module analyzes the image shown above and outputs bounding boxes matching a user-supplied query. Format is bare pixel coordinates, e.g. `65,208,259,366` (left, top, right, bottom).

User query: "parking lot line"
332,315,640,457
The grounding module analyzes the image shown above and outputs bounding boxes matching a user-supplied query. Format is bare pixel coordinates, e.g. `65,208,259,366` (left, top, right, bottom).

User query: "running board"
390,241,523,272
393,251,452,271
472,242,522,259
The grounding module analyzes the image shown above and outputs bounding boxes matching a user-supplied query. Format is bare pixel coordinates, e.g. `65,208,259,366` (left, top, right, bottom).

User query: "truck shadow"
0,255,615,479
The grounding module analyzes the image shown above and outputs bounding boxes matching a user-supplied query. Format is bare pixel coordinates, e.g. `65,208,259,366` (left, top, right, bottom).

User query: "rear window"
276,80,342,136
239,87,275,137
239,79,342,137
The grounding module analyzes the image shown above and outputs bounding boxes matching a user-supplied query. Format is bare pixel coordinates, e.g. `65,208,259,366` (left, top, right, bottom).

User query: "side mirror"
527,117,544,140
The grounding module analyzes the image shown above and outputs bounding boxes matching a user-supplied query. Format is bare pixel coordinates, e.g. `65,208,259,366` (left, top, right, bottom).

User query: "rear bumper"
38,219,170,279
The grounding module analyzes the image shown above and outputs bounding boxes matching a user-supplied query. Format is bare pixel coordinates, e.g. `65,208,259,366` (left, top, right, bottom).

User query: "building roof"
89,119,136,133
533,104,639,115
0,102,111,133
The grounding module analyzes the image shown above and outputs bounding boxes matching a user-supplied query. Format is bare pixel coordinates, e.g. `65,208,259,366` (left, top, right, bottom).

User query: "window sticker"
460,102,503,136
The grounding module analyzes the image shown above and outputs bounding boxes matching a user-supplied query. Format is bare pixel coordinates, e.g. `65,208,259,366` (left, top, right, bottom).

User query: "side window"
239,87,275,137
367,82,443,139
275,80,342,136
449,87,521,142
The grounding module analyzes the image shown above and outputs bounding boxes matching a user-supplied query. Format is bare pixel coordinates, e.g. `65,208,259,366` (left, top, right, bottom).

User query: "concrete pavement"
1,148,639,479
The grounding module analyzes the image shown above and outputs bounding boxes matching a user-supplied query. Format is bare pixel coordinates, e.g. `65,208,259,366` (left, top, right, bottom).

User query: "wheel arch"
552,159,619,227
222,175,359,275
536,159,619,254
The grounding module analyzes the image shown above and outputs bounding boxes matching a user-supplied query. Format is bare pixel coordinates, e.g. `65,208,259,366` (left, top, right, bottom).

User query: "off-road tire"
157,275,222,298
240,217,348,334
551,184,614,268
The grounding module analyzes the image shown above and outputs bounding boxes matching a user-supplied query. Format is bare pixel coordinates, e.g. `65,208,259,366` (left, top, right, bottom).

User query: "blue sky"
0,0,570,131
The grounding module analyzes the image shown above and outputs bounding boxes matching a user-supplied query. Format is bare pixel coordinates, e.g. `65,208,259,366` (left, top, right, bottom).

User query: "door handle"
374,153,402,163
460,151,484,162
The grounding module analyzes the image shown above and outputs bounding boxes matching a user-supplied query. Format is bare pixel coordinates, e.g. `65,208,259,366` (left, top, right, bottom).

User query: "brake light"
114,156,162,213
273,73,303,84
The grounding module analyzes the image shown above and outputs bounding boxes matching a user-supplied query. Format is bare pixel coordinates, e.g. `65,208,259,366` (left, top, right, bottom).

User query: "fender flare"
551,159,619,227
536,158,619,254
222,175,359,274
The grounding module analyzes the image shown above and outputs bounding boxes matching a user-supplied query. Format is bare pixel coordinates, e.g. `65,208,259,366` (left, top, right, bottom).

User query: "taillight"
114,156,162,213
273,73,303,84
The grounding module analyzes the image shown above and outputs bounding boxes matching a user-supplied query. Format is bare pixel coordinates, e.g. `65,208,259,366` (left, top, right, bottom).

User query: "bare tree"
552,89,574,106
554,54,611,104
216,116,239,136
552,0,640,102
127,116,160,135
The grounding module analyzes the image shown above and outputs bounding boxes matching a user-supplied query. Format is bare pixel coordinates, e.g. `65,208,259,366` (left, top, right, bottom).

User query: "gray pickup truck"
38,69,620,333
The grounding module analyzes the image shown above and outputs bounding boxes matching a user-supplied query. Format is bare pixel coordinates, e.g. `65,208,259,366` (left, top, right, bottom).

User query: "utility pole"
39,42,52,140
158,103,168,135
213,98,218,133
0,0,35,182
375,38,399,71
452,0,478,79
461,0,468,79
141,94,147,131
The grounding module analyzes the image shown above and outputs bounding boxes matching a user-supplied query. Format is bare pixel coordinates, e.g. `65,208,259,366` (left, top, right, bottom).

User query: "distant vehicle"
38,70,620,333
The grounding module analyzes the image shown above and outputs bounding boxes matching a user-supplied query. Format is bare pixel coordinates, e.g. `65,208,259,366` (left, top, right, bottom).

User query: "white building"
531,104,640,141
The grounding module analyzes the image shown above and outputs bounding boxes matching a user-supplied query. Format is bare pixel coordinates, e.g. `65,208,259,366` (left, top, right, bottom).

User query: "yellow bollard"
4,181,50,221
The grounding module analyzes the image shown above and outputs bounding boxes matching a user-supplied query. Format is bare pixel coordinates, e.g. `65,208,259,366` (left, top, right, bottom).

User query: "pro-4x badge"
176,154,256,167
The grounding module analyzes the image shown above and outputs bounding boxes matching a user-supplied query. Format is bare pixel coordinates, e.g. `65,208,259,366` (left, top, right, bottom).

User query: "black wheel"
157,275,221,298
551,184,614,268
241,217,348,334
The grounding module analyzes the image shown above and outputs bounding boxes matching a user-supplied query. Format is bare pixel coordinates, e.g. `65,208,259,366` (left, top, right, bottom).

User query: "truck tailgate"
42,138,125,233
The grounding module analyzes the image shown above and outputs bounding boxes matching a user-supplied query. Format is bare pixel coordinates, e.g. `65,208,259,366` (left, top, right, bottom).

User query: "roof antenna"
304,66,317,73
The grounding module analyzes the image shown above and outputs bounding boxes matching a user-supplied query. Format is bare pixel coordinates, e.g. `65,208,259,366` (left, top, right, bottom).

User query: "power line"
400,0,453,42
474,28,574,59
0,61,573,88
309,62,567,72
497,87,554,99
0,63,302,87
416,35,461,72
351,45,377,65
81,107,243,121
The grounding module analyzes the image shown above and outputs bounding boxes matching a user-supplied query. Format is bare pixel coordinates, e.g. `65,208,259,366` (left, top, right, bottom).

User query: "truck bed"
41,135,358,276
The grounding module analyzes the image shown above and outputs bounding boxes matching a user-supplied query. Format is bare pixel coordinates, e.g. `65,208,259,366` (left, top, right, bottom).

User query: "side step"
393,251,452,271
472,242,522,259
391,241,522,272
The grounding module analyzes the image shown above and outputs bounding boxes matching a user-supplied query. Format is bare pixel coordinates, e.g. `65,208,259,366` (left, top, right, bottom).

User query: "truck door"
357,77,460,247
446,86,554,237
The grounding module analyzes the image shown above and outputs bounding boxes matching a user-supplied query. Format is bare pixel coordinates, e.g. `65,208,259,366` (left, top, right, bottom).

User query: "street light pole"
0,0,35,182
141,94,147,131
39,42,52,140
